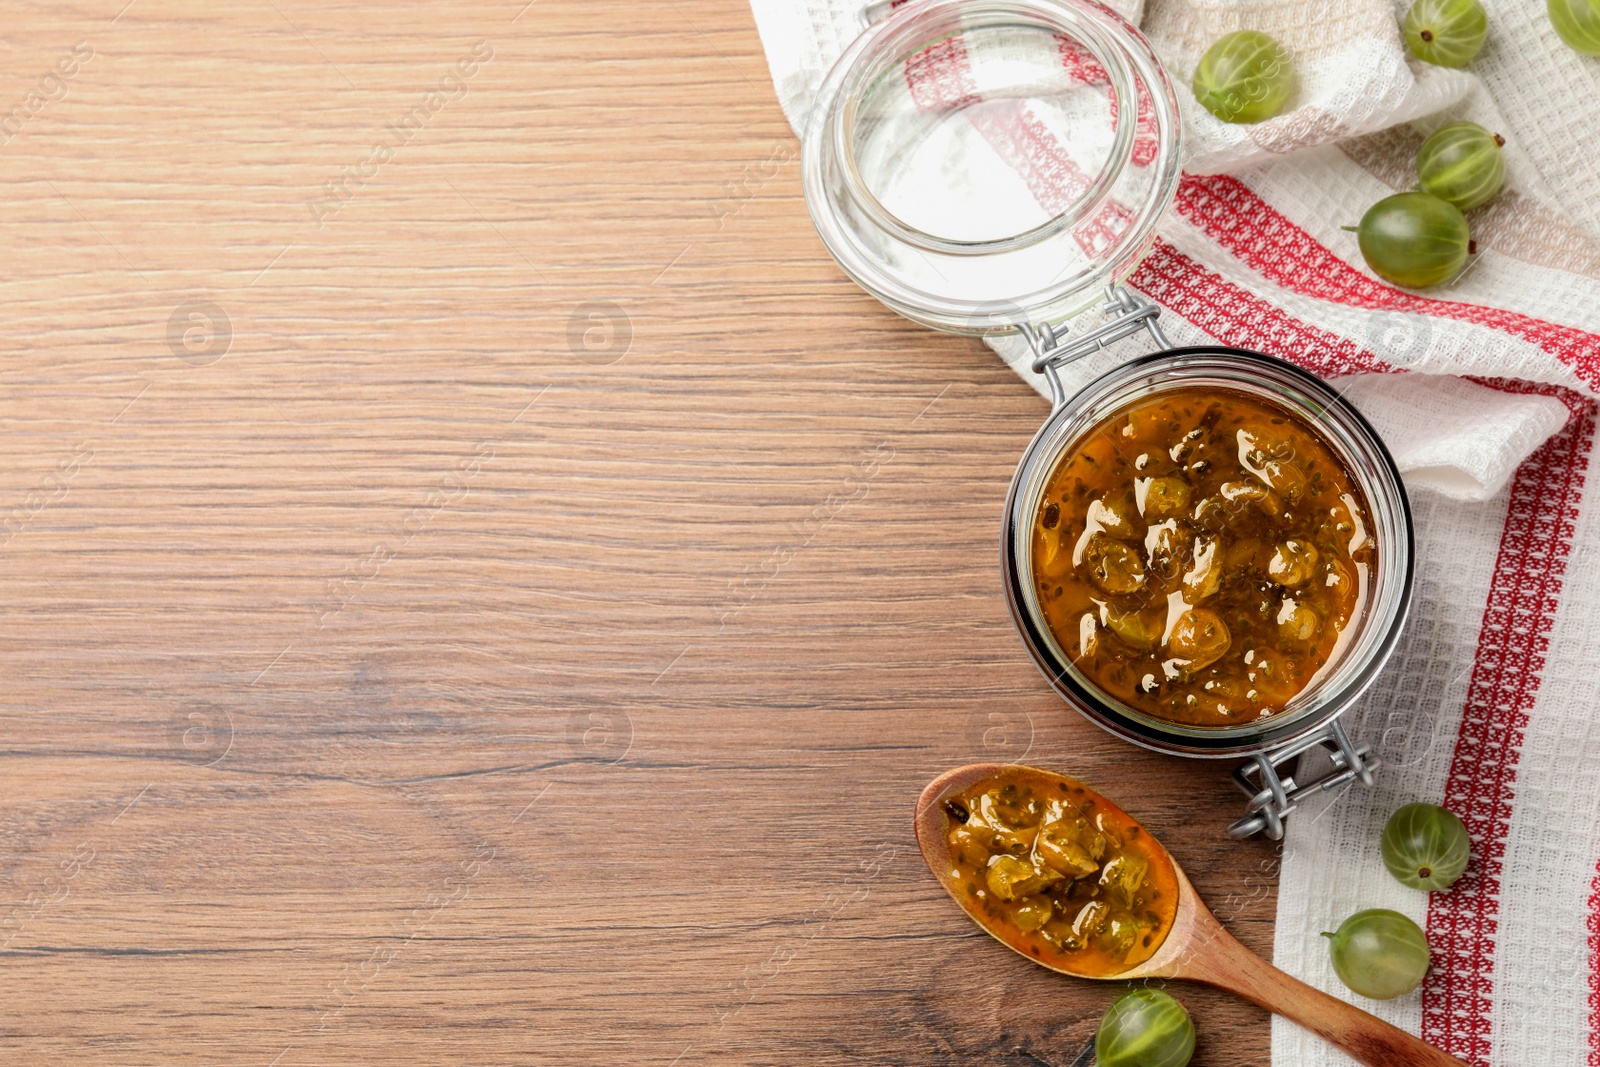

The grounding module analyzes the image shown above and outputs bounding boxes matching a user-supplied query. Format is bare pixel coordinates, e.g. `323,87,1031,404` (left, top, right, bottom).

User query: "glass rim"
1002,346,1416,757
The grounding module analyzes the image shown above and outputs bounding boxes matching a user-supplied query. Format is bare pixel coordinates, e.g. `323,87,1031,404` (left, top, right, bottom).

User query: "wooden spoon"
915,763,1466,1067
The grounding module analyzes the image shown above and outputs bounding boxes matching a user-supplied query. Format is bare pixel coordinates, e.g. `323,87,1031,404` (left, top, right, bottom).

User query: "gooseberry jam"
1031,385,1375,728
942,769,1178,975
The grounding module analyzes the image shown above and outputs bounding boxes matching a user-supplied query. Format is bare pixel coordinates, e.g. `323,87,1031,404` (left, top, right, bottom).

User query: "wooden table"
0,1,1282,1062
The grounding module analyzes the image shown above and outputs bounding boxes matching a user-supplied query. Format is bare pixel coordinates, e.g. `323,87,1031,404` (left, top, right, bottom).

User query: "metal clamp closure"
1024,287,1174,408
1227,720,1379,840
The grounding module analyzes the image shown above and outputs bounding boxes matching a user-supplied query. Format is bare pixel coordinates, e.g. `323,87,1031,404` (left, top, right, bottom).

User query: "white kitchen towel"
746,0,1600,1064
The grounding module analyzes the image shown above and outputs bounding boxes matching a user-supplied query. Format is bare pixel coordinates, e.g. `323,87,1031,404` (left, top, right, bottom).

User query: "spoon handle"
1178,921,1467,1067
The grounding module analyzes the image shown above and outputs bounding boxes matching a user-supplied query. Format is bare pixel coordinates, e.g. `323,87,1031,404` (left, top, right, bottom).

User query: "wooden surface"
0,1,1283,1063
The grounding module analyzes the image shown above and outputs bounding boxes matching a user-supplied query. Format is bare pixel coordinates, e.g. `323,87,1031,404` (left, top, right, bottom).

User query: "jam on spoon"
916,763,1469,1067
941,768,1179,976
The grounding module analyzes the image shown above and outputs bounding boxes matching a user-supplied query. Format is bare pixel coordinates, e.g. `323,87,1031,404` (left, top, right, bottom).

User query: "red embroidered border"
1590,861,1600,1066
1419,403,1592,1063
903,34,979,113
1130,240,1391,378
1174,174,1600,390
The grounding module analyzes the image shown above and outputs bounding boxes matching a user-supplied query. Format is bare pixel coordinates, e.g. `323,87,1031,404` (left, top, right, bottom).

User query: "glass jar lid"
802,0,1182,335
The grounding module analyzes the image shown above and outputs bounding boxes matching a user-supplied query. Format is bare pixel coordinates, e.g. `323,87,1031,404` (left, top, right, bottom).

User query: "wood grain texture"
0,1,1282,1063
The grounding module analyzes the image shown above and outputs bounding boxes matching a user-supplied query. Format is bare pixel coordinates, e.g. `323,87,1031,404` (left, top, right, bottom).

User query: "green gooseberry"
1382,802,1471,891
1096,988,1196,1067
1322,909,1432,1000
1352,192,1471,288
1550,0,1600,54
1192,31,1294,124
1404,0,1489,67
1417,121,1506,211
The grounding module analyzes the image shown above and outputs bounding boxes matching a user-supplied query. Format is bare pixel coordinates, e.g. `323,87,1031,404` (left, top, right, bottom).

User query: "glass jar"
801,0,1415,838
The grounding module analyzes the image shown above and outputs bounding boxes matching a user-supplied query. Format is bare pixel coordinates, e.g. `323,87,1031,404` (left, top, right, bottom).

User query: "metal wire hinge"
1227,720,1379,840
1022,287,1174,408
